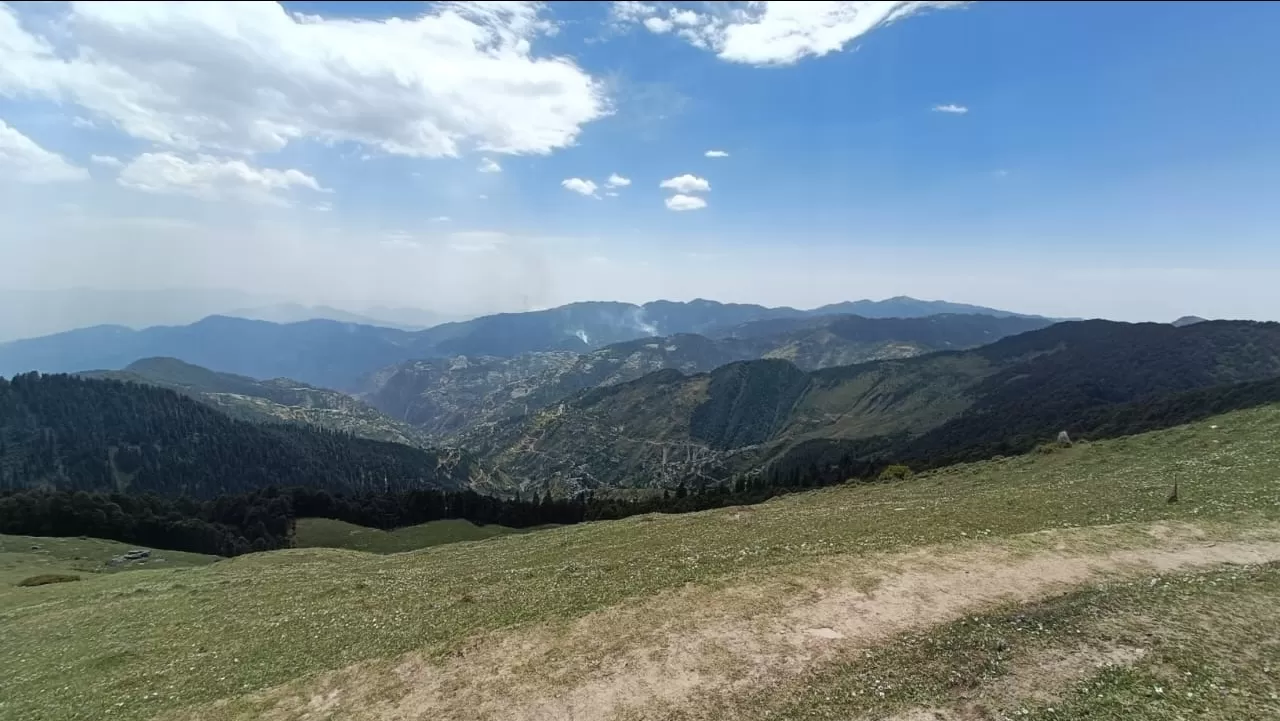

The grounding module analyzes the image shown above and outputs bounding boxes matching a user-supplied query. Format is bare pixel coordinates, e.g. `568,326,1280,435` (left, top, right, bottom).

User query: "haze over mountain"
0,297,1044,388
0,288,464,343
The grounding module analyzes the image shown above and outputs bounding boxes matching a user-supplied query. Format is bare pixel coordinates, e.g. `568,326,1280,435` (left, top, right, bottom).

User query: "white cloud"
643,16,673,34
665,194,707,211
0,118,89,183
622,2,968,66
117,152,327,205
611,2,658,23
0,2,607,158
604,191,619,197
431,215,451,222
932,103,969,114
90,154,122,167
659,173,710,193
561,177,598,196
605,173,631,188
71,116,95,129
477,158,502,173
670,9,702,27
312,201,333,212
704,149,730,158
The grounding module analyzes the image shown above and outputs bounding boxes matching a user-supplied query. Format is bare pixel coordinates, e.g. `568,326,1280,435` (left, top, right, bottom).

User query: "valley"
3,404,1279,720
3,297,1278,721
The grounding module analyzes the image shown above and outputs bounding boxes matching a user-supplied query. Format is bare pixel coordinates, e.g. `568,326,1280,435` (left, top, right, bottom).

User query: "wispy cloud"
0,119,89,183
932,103,969,114
704,150,730,158
477,158,502,173
605,173,631,188
90,154,123,168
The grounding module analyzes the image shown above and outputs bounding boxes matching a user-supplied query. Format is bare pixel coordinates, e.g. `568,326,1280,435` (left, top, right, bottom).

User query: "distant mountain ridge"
463,319,1280,495
0,297,1047,388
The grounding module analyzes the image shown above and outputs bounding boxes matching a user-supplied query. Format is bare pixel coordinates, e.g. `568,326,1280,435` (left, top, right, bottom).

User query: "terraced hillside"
362,314,1051,443
467,319,1280,493
3,403,1280,720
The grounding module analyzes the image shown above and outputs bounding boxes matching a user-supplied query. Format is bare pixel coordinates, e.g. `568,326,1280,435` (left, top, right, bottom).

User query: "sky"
2,1,1280,323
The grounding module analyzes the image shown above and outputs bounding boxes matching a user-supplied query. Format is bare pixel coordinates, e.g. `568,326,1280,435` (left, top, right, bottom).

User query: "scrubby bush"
17,574,80,587
877,464,913,482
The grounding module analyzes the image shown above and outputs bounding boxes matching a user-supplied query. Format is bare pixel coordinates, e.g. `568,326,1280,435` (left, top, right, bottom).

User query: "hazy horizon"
4,3,1279,327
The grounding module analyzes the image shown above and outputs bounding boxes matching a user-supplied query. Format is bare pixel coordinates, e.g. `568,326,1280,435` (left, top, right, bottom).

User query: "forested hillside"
83,357,434,448
363,314,1051,441
0,374,485,497
469,320,1280,493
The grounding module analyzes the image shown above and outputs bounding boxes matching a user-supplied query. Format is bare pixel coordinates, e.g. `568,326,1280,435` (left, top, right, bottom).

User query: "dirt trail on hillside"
204,522,1280,721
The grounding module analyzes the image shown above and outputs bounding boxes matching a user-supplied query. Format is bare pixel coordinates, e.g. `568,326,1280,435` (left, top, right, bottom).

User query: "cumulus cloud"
477,158,502,173
659,174,710,194
90,154,122,167
670,9,702,27
704,149,730,158
117,152,327,205
605,173,631,188
933,103,969,114
665,194,707,211
620,1,968,66
561,177,598,196
0,2,607,157
643,16,674,34
0,118,89,183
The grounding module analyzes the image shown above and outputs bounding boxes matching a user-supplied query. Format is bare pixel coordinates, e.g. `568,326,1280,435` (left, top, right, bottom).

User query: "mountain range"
361,313,1053,441
463,319,1280,494
0,297,1047,389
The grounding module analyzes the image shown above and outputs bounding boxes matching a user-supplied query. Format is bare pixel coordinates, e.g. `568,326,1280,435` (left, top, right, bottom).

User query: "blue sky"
2,1,1279,322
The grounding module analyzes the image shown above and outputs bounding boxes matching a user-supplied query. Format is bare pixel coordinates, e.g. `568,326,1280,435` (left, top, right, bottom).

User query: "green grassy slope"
0,535,216,586
293,517,541,553
2,403,1279,720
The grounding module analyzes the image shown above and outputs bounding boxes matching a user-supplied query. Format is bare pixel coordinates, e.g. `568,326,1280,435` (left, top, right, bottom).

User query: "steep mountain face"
0,297,1042,388
81,357,434,448
361,333,752,440
0,373,488,498
361,314,1052,442
468,320,1280,494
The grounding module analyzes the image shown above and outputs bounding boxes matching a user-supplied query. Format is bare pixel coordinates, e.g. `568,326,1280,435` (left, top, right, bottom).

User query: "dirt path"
188,521,1280,721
